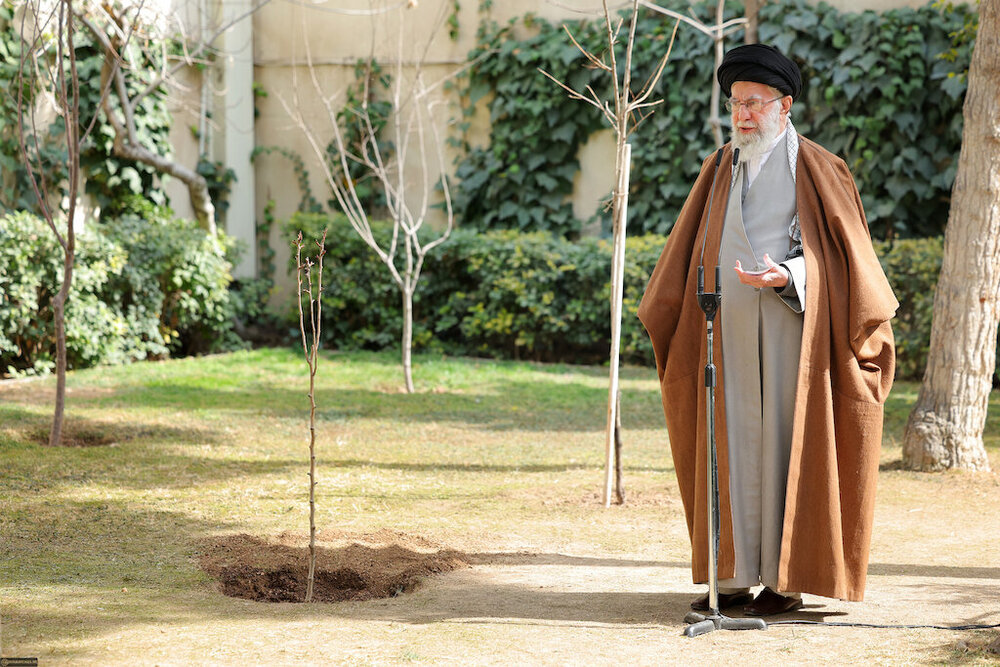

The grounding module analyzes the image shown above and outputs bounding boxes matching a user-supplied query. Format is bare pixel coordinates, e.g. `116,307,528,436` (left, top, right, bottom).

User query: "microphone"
712,147,741,270
697,147,728,322
698,148,727,269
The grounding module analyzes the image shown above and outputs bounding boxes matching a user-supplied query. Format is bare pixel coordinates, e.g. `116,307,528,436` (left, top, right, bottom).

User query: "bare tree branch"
639,0,747,37
284,1,456,392
563,24,612,72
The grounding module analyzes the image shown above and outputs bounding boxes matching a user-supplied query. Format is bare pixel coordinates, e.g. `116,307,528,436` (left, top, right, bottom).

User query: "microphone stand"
682,148,766,638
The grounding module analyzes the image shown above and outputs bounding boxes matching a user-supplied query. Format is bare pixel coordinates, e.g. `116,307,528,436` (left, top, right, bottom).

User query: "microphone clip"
696,266,721,322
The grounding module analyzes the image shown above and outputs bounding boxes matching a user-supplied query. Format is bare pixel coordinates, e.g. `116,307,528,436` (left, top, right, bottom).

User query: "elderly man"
637,44,897,616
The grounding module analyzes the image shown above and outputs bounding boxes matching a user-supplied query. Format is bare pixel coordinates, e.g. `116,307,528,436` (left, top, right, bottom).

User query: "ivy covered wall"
452,0,974,241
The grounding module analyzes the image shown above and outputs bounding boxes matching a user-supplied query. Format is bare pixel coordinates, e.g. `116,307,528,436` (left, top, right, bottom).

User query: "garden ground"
1,349,998,665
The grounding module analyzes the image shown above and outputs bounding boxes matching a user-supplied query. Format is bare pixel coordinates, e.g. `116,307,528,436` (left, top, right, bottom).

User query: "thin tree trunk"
604,142,631,506
614,389,624,504
49,290,69,447
306,358,317,602
708,0,726,148
295,231,325,601
49,0,78,448
402,286,415,393
743,0,763,44
902,0,998,472
16,0,81,447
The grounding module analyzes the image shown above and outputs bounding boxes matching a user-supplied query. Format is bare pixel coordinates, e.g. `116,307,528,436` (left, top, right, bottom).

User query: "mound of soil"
198,530,469,603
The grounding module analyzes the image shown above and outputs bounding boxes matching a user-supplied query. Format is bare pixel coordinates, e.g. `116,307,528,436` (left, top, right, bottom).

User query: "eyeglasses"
724,96,784,113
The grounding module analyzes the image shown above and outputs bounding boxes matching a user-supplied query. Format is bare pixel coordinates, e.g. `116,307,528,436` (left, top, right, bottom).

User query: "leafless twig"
294,229,327,603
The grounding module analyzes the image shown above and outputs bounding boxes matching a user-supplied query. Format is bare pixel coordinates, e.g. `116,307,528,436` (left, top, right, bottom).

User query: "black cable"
770,620,1000,630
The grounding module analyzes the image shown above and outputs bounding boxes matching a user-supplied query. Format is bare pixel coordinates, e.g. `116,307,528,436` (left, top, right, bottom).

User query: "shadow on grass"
66,381,666,433
320,458,673,474
1,406,302,493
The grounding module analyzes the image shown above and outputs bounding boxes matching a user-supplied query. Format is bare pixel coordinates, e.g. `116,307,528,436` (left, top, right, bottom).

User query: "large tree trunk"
902,0,999,472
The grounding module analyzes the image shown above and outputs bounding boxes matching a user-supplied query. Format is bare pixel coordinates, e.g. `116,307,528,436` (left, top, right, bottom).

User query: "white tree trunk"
402,285,415,394
604,142,631,506
902,0,999,472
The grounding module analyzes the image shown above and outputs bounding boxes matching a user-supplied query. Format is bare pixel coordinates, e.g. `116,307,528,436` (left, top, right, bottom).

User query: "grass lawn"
1,348,998,664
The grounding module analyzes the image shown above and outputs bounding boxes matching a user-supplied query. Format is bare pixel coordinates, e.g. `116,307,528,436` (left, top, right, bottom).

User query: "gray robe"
718,130,806,591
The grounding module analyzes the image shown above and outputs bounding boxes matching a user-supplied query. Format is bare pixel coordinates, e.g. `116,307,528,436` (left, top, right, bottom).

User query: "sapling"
294,229,327,602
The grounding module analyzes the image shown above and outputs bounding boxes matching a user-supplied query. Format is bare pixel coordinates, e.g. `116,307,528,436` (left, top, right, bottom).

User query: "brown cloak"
637,137,897,601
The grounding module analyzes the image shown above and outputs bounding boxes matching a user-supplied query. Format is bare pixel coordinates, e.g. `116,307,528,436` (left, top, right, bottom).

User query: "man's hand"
734,253,789,289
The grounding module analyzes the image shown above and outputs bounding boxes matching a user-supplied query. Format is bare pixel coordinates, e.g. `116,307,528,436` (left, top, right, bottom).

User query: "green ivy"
331,58,394,216
452,0,974,240
759,0,972,239
0,0,173,219
452,13,609,238
196,155,237,216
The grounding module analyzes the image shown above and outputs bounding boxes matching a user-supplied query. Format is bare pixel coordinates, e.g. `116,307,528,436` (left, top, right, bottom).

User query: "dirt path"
37,490,1000,665
43,552,1000,665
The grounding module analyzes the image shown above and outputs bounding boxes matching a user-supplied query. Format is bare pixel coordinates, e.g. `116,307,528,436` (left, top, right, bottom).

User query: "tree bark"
743,0,763,44
110,133,217,234
902,0,999,472
87,14,218,234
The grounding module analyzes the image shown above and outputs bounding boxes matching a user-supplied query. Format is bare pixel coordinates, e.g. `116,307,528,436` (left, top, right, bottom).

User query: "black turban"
717,44,802,100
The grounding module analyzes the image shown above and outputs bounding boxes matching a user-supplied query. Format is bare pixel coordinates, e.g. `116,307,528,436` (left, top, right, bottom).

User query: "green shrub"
284,212,662,365
100,209,242,357
285,215,953,379
875,236,943,380
0,210,242,376
0,211,128,374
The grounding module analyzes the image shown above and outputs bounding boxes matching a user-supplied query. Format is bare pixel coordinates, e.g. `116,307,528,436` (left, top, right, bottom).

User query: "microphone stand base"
682,612,767,638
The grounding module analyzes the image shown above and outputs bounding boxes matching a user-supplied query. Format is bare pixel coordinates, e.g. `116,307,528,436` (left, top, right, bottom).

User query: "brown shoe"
690,590,753,612
743,587,803,616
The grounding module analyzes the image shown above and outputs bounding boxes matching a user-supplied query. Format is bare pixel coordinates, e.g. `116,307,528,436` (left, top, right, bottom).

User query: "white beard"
731,103,784,164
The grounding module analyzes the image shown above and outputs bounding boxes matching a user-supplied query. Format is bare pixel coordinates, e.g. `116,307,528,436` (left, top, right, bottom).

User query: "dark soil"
198,530,470,603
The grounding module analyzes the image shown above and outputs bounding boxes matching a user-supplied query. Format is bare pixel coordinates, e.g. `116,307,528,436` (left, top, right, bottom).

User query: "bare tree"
542,1,676,506
16,0,90,446
639,0,747,147
543,0,744,506
545,1,746,147
294,229,327,602
283,2,455,393
73,0,272,234
902,0,998,472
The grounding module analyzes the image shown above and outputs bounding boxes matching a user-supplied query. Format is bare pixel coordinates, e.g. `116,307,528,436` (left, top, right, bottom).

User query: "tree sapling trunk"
295,229,327,602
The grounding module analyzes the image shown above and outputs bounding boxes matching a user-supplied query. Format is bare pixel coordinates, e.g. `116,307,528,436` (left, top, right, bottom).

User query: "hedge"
0,209,244,376
286,213,950,379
